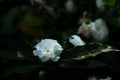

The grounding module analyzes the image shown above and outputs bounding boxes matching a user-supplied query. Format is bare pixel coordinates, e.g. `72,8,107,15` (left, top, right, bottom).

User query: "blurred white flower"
77,22,94,38
87,76,97,80
99,76,112,80
30,0,45,4
87,76,112,80
96,0,106,11
33,39,63,62
17,51,24,58
77,18,109,42
65,0,75,13
91,18,109,42
69,35,86,47
39,70,46,79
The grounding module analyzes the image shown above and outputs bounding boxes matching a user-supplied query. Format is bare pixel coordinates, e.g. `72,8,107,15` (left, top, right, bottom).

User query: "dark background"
0,0,120,80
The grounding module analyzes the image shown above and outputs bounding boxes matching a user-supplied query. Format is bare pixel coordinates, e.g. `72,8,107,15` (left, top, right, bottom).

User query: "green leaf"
25,39,37,49
0,51,20,60
0,51,30,60
59,60,108,69
61,43,117,61
3,65,40,77
103,0,116,6
1,5,30,34
86,60,108,68
1,7,20,34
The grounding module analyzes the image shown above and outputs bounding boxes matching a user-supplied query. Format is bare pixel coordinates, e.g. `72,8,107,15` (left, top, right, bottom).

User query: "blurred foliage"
0,0,120,80
104,0,116,6
1,7,19,35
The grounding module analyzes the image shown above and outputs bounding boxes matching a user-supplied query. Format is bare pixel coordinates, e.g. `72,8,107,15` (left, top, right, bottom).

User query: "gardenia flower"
33,39,63,62
69,35,86,47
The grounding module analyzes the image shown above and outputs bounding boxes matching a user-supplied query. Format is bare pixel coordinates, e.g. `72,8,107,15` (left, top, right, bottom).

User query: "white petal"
55,50,63,56
33,50,40,56
54,45,63,55
33,50,44,58
51,56,60,62
47,52,56,58
40,56,49,62
35,39,59,50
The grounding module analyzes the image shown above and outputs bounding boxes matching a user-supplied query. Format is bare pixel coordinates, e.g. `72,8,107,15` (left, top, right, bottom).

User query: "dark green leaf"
61,43,117,61
86,60,108,68
0,51,21,60
1,7,20,34
1,5,30,35
0,51,29,60
4,65,40,77
25,39,37,49
59,60,108,69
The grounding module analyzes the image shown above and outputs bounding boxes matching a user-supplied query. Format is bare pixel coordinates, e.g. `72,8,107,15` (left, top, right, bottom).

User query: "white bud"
69,35,86,47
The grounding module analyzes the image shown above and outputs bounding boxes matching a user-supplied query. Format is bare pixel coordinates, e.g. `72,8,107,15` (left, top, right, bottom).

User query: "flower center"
45,49,50,53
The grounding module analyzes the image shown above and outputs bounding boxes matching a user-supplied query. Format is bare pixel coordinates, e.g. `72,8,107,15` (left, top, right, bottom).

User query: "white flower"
33,39,63,62
69,35,86,47
96,0,106,11
77,18,109,42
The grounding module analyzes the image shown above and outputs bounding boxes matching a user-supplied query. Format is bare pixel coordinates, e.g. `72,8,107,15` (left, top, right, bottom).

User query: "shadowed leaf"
1,7,19,34
61,43,118,61
3,65,40,77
